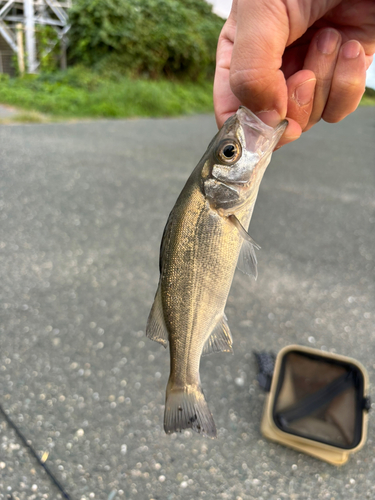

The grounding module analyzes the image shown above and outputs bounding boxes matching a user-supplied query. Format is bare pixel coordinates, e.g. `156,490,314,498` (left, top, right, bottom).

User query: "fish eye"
217,141,241,164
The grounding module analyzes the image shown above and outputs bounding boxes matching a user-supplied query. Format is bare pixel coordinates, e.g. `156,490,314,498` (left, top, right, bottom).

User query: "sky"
206,0,375,89
366,61,375,89
206,0,232,17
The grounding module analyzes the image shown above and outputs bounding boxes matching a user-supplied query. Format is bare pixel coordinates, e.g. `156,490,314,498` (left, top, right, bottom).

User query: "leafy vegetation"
361,87,375,106
0,67,214,119
36,25,61,73
67,0,224,80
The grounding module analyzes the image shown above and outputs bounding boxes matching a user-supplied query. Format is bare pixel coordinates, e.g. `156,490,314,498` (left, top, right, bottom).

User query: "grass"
0,110,47,125
0,68,374,124
0,67,214,120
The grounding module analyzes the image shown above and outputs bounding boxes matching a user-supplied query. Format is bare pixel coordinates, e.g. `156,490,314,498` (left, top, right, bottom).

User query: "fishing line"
0,402,72,500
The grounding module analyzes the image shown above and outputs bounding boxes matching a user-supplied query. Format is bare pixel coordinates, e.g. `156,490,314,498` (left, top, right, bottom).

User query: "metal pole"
16,23,25,74
23,0,37,73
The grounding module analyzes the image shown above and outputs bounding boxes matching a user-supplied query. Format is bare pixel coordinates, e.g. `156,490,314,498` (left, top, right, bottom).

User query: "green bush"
67,0,224,80
364,87,375,98
36,25,61,72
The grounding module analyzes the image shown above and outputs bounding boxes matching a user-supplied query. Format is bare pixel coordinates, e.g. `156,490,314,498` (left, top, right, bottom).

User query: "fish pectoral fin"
229,214,261,249
228,214,260,280
202,314,233,355
146,285,168,348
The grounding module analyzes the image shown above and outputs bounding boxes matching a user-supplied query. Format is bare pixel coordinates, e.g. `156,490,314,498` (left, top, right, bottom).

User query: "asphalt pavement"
0,107,374,500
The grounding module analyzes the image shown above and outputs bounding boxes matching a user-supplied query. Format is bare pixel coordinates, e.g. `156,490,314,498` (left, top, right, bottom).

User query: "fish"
146,107,287,437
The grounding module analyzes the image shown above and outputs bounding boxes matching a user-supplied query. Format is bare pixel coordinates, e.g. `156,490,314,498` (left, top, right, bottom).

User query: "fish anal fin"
228,214,259,280
202,314,233,356
164,383,217,438
146,285,168,348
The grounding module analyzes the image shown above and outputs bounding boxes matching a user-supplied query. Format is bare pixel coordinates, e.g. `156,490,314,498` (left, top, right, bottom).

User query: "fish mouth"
236,107,288,154
237,106,276,134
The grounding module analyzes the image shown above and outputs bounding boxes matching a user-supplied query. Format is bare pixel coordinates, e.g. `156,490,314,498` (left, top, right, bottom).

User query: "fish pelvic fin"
164,382,217,438
146,285,168,348
228,214,260,280
202,314,233,355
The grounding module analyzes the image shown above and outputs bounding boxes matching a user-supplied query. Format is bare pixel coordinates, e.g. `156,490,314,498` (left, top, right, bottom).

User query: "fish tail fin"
164,381,217,438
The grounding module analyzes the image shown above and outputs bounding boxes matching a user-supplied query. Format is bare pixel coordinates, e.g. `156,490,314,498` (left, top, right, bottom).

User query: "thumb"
229,0,289,126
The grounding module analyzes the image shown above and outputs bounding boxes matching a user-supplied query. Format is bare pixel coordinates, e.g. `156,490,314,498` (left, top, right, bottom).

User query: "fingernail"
317,29,340,55
256,110,282,128
294,79,316,107
342,40,361,59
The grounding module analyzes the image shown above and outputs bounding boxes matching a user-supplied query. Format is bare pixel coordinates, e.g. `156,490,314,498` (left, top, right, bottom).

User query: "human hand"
214,0,375,147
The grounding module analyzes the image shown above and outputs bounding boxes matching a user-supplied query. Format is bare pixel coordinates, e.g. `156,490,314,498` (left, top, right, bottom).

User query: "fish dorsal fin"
202,314,233,355
146,285,168,348
229,214,260,280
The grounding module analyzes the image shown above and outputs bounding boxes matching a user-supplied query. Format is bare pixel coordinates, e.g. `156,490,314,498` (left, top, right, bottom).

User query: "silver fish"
146,107,287,437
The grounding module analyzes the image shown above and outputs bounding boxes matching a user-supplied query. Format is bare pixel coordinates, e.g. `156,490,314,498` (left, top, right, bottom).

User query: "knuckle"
334,66,366,95
339,77,365,95
323,75,365,123
322,112,344,124
323,103,356,123
229,68,273,102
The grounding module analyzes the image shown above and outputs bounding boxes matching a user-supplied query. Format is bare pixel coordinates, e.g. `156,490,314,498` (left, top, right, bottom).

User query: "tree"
68,0,224,80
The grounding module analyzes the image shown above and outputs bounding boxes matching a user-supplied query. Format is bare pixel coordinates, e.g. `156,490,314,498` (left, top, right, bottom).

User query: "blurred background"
0,0,374,123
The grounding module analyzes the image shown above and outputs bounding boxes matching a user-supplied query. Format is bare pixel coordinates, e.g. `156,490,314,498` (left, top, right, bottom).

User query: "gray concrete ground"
0,107,374,500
